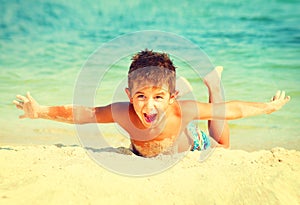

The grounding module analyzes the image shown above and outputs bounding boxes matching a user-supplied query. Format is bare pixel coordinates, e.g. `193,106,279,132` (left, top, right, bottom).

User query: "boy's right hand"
13,92,41,119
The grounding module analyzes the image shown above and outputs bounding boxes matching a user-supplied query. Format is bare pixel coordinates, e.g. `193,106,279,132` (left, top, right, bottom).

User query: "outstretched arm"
183,90,291,120
225,90,290,119
13,92,114,124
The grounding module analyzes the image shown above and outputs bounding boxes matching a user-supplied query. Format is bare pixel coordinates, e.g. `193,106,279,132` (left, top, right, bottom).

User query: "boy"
13,50,290,157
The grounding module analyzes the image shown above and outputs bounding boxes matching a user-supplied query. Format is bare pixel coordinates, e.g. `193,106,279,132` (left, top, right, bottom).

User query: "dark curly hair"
128,49,176,94
129,49,176,73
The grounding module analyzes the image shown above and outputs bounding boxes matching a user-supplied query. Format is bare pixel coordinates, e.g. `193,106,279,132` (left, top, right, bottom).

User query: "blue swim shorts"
187,122,211,151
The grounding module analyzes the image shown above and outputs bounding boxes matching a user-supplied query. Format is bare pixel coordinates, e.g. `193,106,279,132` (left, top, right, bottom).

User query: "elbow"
72,117,93,125
72,120,85,125
226,115,242,121
72,106,96,124
226,103,243,120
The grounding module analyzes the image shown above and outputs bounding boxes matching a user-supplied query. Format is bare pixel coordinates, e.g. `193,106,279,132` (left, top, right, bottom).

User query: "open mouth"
144,113,157,123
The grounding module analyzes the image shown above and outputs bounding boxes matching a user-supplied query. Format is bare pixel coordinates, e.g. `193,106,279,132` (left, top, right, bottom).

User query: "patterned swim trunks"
187,121,211,151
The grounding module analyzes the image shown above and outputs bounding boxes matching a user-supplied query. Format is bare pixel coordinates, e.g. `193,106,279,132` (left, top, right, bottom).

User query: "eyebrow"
155,92,167,96
134,91,167,96
134,91,144,95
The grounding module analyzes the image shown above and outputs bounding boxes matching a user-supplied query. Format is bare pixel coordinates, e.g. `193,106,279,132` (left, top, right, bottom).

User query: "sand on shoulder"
0,145,300,205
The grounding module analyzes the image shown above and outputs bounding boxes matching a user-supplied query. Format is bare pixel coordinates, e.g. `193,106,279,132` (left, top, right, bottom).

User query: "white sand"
1,145,300,205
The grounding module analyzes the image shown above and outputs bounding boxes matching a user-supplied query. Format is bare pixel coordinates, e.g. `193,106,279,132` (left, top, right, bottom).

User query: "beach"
1,144,300,205
1,0,299,204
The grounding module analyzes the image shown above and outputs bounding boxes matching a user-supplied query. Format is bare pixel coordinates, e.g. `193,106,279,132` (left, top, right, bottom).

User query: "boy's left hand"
268,90,290,113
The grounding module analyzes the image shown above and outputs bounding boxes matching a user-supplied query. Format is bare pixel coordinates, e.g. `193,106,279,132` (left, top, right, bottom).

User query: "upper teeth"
149,110,157,115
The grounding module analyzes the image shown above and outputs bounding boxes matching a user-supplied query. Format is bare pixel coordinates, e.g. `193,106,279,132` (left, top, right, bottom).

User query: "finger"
27,91,34,102
280,95,291,107
285,95,291,102
15,104,23,110
13,100,23,106
16,95,29,103
274,90,281,100
13,100,19,105
279,91,285,100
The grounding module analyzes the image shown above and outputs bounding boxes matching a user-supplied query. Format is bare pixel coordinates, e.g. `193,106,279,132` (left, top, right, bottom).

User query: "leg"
203,66,230,148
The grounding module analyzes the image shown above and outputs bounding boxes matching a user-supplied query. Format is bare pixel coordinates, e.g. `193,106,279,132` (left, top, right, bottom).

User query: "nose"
145,98,155,112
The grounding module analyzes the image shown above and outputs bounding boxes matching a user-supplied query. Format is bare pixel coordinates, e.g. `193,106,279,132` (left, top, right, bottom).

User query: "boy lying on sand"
13,50,290,157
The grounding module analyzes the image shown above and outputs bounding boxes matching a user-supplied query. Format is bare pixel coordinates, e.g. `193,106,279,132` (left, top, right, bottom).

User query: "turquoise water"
1,0,299,151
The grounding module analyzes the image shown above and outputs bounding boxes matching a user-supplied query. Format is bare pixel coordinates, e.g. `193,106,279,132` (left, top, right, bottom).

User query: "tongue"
144,113,157,123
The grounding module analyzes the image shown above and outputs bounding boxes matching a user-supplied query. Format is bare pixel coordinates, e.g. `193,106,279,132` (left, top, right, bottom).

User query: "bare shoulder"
111,102,130,110
109,102,132,117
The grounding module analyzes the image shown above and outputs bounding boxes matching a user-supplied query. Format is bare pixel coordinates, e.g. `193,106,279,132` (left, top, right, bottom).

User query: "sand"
1,145,300,205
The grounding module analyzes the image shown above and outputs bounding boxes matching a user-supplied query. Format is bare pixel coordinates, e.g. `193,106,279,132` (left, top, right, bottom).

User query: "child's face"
126,83,175,129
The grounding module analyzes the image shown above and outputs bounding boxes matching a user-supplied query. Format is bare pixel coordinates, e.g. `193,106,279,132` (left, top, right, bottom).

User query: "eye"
155,96,164,100
137,95,146,100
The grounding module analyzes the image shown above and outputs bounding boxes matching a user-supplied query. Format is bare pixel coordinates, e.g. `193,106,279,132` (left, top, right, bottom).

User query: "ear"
174,90,179,98
125,88,133,103
169,93,176,104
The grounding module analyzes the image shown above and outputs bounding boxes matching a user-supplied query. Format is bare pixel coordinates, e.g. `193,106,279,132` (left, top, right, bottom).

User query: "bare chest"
130,120,189,157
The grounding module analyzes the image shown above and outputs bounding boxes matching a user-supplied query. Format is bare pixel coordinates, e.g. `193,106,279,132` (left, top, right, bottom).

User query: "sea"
1,0,299,151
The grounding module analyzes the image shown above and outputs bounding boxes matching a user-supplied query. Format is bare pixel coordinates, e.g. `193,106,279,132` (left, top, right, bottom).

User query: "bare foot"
203,66,223,90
